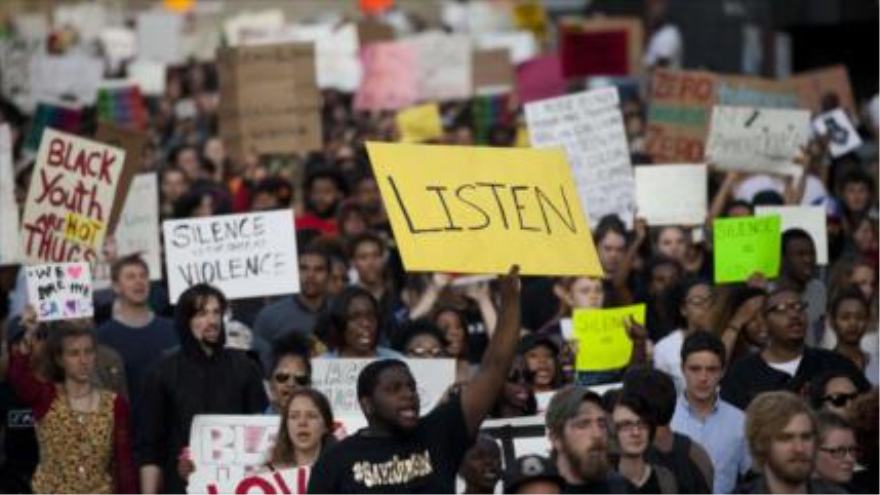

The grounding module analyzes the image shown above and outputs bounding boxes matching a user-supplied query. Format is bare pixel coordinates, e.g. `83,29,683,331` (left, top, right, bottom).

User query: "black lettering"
455,184,491,230
510,185,540,232
386,176,443,234
475,182,510,229
425,186,462,231
535,186,577,234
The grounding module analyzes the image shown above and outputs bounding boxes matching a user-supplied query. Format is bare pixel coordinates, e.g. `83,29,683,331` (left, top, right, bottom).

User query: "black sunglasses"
273,373,311,387
822,392,859,407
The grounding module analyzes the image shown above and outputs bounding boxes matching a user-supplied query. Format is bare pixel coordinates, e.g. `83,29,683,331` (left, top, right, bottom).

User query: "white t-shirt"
767,356,803,377
734,174,828,206
653,329,686,392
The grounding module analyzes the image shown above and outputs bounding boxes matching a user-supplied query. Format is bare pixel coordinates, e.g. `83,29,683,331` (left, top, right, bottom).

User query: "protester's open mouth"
295,431,312,442
398,407,418,422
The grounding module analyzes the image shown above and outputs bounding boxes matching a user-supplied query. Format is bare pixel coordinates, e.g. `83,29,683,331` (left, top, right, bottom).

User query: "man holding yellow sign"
365,142,604,277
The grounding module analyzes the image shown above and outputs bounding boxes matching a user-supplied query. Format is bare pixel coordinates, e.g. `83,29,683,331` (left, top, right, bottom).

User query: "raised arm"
460,266,521,435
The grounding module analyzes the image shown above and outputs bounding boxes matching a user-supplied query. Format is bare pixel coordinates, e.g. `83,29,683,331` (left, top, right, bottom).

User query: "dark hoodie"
136,308,267,493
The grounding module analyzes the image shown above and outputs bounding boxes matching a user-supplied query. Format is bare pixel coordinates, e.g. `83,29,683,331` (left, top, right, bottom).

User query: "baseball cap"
503,454,565,493
545,385,603,434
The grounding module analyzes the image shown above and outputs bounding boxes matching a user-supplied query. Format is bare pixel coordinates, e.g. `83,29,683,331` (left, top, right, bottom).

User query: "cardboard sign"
396,104,444,143
187,415,312,495
0,125,22,265
356,18,395,46
21,129,126,265
354,41,418,111
26,262,94,321
813,109,862,158
311,358,456,433
573,304,644,372
366,143,604,277
558,17,644,78
224,10,285,47
218,43,322,162
472,49,514,96
163,210,300,303
516,54,566,105
408,32,472,102
525,87,636,228
713,215,782,283
755,205,828,265
705,106,811,175
94,124,149,234
789,65,856,116
634,164,707,226
645,68,800,163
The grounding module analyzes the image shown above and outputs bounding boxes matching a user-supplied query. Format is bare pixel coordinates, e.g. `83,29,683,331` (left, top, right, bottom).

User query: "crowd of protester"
0,0,879,494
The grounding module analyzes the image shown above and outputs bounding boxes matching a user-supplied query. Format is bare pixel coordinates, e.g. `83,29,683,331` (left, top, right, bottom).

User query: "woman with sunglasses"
8,322,137,494
810,370,862,419
267,334,314,414
813,411,861,492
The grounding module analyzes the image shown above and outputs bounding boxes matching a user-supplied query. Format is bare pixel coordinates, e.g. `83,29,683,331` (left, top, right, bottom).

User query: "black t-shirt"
561,472,634,494
307,394,472,493
635,469,662,494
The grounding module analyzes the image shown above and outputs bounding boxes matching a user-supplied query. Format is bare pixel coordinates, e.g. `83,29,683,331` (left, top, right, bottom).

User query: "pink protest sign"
516,54,567,105
354,41,418,111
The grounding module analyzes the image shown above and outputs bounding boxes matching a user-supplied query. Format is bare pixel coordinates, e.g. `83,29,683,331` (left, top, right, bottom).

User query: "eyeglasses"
614,419,648,433
822,392,859,408
407,347,444,358
764,301,809,315
273,373,311,387
819,446,860,460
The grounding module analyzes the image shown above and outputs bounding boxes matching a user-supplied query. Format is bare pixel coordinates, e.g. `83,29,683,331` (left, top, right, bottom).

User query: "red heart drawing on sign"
67,265,83,279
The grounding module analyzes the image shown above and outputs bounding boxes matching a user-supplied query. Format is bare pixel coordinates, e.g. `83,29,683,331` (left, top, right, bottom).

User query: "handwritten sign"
0,125,22,265
311,358,455,432
755,205,828,265
813,109,861,158
26,262,94,321
218,43,322,162
21,129,126,265
354,41,418,111
187,415,311,494
645,68,800,163
634,164,707,226
396,104,443,143
366,143,603,277
573,304,644,372
408,32,472,102
163,210,299,303
705,106,810,175
713,215,782,283
525,87,636,228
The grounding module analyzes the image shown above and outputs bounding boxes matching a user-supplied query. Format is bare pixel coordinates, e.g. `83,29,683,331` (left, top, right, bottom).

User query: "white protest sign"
25,262,94,321
94,173,162,289
127,59,166,96
53,2,109,43
311,358,456,434
0,39,40,112
705,106,811,175
187,415,312,494
99,27,137,71
474,31,539,65
163,210,300,303
634,164,708,226
0,125,23,265
813,109,862,158
21,129,126,264
29,53,104,106
755,205,828,264
525,87,636,228
407,32,472,102
137,10,183,64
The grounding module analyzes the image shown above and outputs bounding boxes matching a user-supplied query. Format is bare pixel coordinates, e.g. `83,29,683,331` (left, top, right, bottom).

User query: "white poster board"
29,53,104,106
25,262,94,321
812,109,862,158
187,415,310,494
705,106,811,175
311,358,456,434
525,87,636,228
136,10,183,65
474,31,539,65
755,205,828,264
634,164,708,226
0,124,22,265
407,32,472,102
127,59,166,96
163,210,300,303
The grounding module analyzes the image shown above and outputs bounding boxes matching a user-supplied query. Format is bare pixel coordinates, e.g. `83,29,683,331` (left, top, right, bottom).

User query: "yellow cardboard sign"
396,104,444,143
573,304,645,372
366,142,603,276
